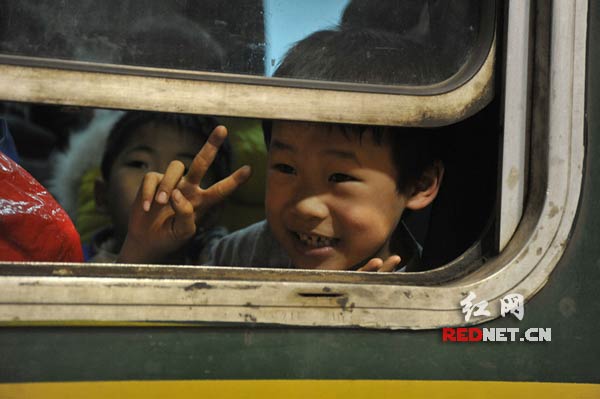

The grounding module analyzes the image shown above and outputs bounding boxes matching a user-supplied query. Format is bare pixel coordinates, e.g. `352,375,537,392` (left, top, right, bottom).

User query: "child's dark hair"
264,27,441,194
262,121,439,195
274,28,438,85
101,111,232,182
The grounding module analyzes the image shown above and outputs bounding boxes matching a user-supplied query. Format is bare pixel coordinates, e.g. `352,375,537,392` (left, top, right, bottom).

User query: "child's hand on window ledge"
357,255,401,273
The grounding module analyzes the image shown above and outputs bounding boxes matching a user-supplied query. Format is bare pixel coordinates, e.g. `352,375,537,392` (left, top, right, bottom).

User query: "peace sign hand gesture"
118,126,251,263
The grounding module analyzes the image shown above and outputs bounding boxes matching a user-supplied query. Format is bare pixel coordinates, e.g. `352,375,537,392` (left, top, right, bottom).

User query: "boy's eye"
125,160,149,170
329,173,357,183
273,163,296,175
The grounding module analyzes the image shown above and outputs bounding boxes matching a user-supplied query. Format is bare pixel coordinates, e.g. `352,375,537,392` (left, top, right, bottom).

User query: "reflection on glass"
0,0,266,74
0,0,485,86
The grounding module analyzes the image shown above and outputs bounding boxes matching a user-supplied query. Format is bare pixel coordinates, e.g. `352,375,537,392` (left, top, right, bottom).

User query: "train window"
0,1,587,329
0,0,495,126
0,1,493,88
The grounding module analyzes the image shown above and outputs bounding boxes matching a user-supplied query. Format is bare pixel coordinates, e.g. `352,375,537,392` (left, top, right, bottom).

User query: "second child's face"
105,122,207,242
266,121,407,270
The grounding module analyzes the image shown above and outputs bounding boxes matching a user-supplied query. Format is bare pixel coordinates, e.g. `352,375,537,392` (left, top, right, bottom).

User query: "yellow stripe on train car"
0,380,599,399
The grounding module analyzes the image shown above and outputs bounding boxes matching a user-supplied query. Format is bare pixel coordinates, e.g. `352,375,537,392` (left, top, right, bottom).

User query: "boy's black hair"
339,0,481,80
274,28,438,85
262,120,438,196
264,28,441,195
101,111,232,182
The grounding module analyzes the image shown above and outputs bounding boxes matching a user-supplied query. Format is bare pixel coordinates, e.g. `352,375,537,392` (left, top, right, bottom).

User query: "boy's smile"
266,121,407,271
295,231,339,248
289,230,340,261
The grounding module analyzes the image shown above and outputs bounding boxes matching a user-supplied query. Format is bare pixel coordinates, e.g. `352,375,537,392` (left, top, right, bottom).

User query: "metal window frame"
498,0,533,251
0,0,586,329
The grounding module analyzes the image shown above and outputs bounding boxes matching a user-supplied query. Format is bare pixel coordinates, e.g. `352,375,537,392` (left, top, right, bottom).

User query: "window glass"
0,0,492,87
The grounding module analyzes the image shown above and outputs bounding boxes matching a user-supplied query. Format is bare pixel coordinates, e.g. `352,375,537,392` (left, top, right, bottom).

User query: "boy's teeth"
297,232,334,247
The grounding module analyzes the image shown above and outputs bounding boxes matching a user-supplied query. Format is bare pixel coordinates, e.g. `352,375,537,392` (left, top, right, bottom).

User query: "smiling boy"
203,115,444,271
267,120,440,270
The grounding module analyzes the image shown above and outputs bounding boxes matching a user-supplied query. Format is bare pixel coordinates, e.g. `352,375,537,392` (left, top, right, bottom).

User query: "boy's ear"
94,176,109,213
405,161,445,211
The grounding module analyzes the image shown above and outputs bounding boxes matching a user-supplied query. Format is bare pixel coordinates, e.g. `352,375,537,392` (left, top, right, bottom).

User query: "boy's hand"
357,255,401,272
145,126,250,217
119,126,251,263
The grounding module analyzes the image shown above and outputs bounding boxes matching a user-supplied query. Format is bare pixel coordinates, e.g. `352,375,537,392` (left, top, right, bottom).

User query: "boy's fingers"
170,189,196,240
202,165,252,208
378,255,401,273
155,160,186,205
357,255,400,272
185,125,228,186
358,258,383,272
140,172,163,212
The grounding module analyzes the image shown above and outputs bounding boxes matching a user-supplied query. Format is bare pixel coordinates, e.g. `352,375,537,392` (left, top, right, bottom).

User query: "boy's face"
101,122,209,243
266,121,407,270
